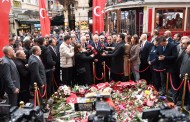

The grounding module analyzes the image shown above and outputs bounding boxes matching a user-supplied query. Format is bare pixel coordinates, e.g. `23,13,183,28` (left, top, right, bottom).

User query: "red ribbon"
170,73,184,91
38,85,47,98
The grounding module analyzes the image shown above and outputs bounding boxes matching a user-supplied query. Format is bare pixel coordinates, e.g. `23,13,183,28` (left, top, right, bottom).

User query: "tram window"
187,9,190,28
155,9,184,30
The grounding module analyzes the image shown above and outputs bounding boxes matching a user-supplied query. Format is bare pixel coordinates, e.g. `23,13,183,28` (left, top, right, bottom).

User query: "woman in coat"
124,35,131,81
74,44,95,85
129,34,141,82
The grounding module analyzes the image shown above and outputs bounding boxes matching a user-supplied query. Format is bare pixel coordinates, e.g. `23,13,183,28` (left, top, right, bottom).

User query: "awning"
18,20,40,24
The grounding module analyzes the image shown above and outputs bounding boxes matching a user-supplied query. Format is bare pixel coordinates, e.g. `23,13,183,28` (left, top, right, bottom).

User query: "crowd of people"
0,29,190,110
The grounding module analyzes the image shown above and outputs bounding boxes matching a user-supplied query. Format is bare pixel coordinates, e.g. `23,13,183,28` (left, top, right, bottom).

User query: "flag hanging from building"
92,0,106,34
39,0,50,37
0,0,11,57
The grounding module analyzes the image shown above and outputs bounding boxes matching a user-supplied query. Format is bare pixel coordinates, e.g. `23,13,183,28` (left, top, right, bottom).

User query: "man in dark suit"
28,46,46,92
139,34,153,84
164,30,174,43
38,37,56,98
91,35,104,83
2,46,20,106
102,33,125,82
157,36,177,96
85,33,93,45
48,38,60,90
104,35,116,81
14,50,30,103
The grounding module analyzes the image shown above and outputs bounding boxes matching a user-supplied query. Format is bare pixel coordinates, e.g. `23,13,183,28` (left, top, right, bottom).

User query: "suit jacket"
107,41,125,74
91,42,104,63
140,41,153,65
2,56,20,93
14,58,30,91
28,55,46,86
48,45,59,67
157,42,177,72
180,53,190,79
40,46,56,70
130,44,141,65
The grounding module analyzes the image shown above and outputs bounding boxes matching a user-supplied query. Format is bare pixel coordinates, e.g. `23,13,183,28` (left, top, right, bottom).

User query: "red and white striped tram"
104,0,190,36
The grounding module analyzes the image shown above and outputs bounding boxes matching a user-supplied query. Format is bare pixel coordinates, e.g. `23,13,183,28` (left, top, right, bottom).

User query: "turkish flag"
39,0,50,37
92,0,106,34
0,0,11,57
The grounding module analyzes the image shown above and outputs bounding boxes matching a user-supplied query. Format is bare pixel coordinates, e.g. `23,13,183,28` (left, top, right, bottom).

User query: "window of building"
155,8,185,30
187,8,190,29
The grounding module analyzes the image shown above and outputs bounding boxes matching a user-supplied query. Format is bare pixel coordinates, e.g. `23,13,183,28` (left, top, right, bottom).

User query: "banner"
39,0,50,37
0,0,11,57
92,0,106,34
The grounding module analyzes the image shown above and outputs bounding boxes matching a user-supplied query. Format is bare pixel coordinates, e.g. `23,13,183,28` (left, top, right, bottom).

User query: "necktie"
163,46,166,52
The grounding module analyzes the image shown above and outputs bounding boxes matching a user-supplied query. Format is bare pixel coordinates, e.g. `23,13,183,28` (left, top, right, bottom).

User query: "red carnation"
87,44,92,49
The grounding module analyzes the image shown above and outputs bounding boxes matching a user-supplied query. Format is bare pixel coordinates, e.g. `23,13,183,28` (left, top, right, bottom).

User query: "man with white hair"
80,36,87,49
139,33,153,84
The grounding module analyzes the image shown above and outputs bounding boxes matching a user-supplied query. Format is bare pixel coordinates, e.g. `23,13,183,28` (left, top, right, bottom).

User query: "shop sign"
80,21,88,30
19,24,30,29
13,0,21,8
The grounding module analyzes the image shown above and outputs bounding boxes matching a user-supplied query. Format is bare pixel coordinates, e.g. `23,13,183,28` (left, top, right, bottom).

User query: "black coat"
75,52,93,85
148,46,159,68
48,45,59,67
157,42,177,72
14,58,30,91
2,56,20,93
180,53,190,79
40,46,56,70
28,55,46,86
107,41,125,74
140,41,153,65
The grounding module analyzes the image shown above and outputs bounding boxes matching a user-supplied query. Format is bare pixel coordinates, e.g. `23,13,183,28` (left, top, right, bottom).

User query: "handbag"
77,67,86,75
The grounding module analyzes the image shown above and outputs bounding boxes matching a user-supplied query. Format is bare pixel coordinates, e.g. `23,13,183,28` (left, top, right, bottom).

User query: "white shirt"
141,40,147,47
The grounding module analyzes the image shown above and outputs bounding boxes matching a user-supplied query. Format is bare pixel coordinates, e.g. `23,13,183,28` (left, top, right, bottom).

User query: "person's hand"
41,85,45,88
148,61,151,65
158,55,165,60
101,53,106,56
14,88,19,93
90,54,95,57
91,47,94,50
94,59,98,62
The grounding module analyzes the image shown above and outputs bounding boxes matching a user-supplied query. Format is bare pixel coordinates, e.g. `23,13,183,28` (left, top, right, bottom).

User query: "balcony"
106,0,144,7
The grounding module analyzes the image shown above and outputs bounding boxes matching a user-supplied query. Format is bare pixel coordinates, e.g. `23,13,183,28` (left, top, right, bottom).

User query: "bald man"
164,30,174,43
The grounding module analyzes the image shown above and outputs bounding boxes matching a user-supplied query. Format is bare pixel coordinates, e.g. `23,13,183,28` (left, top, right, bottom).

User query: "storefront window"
187,9,190,28
155,8,184,30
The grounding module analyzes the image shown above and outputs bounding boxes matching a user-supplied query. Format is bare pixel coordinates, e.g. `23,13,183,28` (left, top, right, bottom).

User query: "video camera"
0,103,44,122
74,94,117,122
142,102,190,122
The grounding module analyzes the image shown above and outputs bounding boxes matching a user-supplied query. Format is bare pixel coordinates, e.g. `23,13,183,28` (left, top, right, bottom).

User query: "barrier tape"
170,73,184,91
133,65,150,73
38,85,47,98
105,65,124,75
53,75,59,88
153,69,166,72
93,63,104,80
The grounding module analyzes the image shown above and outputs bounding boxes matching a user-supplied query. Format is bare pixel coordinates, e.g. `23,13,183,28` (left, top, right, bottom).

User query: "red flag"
92,0,106,34
0,0,11,57
39,0,50,37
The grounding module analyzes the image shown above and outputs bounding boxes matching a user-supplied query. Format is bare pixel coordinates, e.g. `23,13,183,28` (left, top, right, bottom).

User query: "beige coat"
60,42,74,68
124,43,131,76
129,44,141,65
